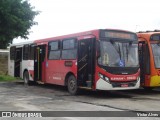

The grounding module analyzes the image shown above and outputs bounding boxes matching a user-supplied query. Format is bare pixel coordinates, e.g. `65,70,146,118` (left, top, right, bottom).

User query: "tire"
67,75,79,95
23,71,30,85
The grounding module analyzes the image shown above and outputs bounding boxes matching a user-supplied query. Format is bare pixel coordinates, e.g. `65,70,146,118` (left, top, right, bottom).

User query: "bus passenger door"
34,45,46,82
77,37,96,88
14,48,22,77
138,41,150,84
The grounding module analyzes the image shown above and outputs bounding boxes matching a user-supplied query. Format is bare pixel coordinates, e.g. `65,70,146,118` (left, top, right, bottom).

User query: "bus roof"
34,29,99,43
10,40,34,47
34,28,135,43
10,28,136,46
137,30,160,41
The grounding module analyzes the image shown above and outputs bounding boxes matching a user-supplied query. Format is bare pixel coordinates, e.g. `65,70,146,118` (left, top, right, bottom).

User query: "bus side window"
10,46,16,60
23,45,30,60
29,44,35,60
61,38,77,60
48,41,61,60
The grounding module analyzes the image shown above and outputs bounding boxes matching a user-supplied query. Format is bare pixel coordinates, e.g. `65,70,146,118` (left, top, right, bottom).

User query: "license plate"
121,84,128,87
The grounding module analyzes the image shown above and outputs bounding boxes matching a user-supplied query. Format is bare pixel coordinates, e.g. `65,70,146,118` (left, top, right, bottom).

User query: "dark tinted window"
62,39,77,59
29,44,36,60
63,39,75,49
10,46,16,60
49,41,59,50
23,45,29,60
150,34,160,40
62,49,77,59
49,51,61,59
143,44,150,74
48,41,61,60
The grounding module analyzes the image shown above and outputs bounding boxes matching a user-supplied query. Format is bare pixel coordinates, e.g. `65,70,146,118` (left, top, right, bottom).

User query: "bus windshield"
98,41,139,67
151,43,160,68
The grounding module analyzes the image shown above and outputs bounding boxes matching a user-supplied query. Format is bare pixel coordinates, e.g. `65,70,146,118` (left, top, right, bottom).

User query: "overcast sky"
14,0,160,43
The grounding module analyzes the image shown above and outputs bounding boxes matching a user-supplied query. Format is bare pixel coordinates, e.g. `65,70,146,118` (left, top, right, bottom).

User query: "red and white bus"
8,29,140,95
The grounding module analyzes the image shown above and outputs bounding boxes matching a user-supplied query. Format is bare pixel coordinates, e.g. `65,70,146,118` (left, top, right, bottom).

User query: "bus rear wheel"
67,75,79,95
23,71,31,85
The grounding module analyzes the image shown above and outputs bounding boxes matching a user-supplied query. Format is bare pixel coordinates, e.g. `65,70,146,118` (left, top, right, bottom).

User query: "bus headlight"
105,77,110,83
99,73,104,79
98,73,110,83
105,77,109,81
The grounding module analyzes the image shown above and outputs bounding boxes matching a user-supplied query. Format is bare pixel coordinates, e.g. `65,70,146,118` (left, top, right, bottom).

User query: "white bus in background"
8,41,35,82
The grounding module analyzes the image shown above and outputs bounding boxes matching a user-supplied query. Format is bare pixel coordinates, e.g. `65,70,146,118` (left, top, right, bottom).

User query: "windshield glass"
98,41,139,67
151,43,160,68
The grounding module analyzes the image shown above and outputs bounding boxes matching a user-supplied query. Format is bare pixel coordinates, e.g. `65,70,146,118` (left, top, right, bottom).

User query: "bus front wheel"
67,75,79,95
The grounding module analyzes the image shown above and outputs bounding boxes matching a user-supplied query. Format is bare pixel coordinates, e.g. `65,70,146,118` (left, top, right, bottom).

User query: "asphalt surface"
0,81,160,120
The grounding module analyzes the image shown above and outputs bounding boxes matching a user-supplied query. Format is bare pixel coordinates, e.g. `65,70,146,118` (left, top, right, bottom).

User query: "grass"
0,75,17,82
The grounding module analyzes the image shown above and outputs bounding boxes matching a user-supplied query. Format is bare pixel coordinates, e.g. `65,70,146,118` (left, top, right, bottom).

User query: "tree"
0,0,39,49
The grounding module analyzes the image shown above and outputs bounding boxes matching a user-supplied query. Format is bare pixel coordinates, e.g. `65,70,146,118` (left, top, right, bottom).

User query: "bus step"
37,81,44,84
79,86,92,90
86,81,92,87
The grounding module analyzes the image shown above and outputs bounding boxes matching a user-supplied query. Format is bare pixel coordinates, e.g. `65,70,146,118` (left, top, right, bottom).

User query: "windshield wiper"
118,43,122,60
126,44,129,61
110,40,122,60
126,42,132,61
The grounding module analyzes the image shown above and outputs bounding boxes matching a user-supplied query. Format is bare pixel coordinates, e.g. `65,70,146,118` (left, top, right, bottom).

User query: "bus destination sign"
101,31,137,40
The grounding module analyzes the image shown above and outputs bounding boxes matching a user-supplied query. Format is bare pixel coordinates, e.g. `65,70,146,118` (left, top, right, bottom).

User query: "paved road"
0,81,160,120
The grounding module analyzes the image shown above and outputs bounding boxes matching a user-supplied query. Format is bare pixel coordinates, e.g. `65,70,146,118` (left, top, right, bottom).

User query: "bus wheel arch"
65,72,74,86
65,72,79,95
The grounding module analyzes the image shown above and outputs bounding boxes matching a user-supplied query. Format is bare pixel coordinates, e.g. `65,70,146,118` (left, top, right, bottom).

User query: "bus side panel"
8,47,15,77
41,61,46,81
22,60,34,80
150,75,160,87
45,60,77,85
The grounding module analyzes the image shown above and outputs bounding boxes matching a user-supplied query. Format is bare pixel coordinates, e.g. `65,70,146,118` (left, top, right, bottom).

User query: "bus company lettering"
110,77,124,80
53,77,61,80
110,76,136,81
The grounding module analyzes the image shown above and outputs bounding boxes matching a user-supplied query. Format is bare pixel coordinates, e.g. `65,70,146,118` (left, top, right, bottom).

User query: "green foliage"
0,75,17,81
0,0,39,49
